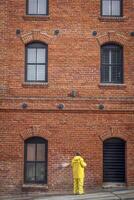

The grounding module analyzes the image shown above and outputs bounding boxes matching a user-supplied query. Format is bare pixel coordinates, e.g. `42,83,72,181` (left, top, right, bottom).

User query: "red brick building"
0,0,134,195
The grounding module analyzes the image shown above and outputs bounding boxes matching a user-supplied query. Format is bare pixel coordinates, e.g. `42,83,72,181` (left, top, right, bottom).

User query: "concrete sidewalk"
0,189,134,200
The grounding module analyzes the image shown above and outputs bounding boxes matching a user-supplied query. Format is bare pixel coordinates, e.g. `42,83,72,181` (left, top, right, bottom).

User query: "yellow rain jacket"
71,156,87,179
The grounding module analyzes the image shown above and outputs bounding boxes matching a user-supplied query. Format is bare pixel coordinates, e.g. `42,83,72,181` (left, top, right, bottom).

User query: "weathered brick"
0,0,134,195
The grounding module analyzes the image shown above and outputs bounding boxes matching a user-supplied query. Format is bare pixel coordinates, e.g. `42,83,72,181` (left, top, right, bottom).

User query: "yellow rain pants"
71,156,87,194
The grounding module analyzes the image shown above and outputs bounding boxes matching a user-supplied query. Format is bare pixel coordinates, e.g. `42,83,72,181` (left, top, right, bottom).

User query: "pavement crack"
112,192,121,200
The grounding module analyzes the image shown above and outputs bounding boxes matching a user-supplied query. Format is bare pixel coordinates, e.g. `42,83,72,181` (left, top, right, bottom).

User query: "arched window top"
104,137,126,144
26,41,48,48
101,43,123,48
25,136,47,144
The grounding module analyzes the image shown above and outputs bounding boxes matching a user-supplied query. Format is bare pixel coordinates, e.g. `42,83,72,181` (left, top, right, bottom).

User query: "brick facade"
0,0,134,195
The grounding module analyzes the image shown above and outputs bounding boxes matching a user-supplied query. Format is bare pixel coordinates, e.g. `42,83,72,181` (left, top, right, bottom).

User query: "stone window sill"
22,82,49,88
98,16,128,22
99,83,126,88
22,15,50,21
22,184,48,189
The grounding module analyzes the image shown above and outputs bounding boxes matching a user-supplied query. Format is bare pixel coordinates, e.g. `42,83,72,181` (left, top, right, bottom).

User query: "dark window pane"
36,163,45,181
111,66,118,82
28,0,37,14
111,66,122,83
111,46,122,64
102,65,110,82
102,49,110,64
118,50,122,64
37,144,45,161
27,143,36,161
26,163,35,181
111,49,117,64
38,0,47,14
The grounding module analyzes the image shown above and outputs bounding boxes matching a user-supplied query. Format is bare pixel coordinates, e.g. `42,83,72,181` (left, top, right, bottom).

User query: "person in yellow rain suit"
71,152,87,195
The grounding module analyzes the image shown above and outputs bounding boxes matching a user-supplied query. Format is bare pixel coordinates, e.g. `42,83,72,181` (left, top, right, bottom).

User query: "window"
24,137,48,184
101,44,123,84
103,138,125,182
101,0,122,17
25,42,48,82
27,0,48,15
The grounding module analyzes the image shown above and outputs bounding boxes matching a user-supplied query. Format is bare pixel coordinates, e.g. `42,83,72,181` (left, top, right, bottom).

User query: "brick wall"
0,0,134,195
0,111,134,194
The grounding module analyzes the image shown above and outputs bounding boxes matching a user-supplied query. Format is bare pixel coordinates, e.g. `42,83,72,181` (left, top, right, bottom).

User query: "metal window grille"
103,138,125,182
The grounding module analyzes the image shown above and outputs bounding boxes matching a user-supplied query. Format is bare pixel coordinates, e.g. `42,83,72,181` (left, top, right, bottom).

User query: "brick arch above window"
103,136,126,143
20,125,52,141
20,30,53,45
97,31,128,46
99,130,129,142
